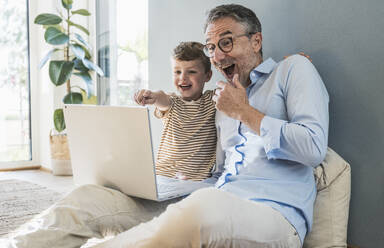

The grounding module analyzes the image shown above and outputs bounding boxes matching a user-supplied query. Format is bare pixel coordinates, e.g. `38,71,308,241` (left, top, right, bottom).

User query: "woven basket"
49,131,72,176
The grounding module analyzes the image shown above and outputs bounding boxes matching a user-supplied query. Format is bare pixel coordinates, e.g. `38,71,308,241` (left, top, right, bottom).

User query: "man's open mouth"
223,64,235,79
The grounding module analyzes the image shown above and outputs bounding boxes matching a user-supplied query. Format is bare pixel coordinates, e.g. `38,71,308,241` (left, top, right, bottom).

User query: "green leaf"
73,58,89,72
71,9,91,16
79,43,92,59
49,61,75,86
53,108,66,132
62,0,73,10
43,24,63,31
67,20,89,35
44,27,69,45
63,92,83,104
74,71,93,97
70,44,85,60
34,14,62,25
82,58,104,76
74,33,91,51
39,48,60,69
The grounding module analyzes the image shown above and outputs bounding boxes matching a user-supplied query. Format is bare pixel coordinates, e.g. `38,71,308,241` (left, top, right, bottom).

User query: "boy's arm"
134,90,171,111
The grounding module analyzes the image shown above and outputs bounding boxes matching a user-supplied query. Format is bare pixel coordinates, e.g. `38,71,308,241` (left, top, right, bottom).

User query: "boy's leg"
92,187,301,248
5,184,178,248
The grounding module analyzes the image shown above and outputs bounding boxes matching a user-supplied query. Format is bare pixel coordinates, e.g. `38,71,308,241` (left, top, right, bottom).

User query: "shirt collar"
249,58,276,84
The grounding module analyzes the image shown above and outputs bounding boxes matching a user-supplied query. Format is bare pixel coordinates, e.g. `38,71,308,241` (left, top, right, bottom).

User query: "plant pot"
49,131,73,176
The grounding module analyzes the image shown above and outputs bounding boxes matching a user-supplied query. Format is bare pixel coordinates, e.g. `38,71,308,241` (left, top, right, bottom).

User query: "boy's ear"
205,70,212,83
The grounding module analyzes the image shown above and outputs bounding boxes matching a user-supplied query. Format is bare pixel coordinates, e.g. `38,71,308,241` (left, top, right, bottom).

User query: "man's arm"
214,56,329,167
260,56,329,166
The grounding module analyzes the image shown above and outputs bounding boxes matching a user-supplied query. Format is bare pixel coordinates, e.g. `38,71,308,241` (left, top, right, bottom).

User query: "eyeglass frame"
203,32,256,58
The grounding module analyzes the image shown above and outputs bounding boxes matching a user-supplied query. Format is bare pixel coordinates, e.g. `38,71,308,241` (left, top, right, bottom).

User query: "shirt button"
251,71,256,79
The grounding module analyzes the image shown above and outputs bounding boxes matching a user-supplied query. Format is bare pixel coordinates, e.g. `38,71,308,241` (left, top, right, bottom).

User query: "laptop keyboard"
156,175,212,195
157,183,182,193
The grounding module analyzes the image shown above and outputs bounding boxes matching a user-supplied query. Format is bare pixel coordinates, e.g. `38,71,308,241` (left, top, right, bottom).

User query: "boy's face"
171,59,212,101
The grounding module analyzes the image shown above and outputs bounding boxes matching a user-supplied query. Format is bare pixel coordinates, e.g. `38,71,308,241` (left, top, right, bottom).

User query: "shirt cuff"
154,107,170,119
153,97,174,119
260,115,287,158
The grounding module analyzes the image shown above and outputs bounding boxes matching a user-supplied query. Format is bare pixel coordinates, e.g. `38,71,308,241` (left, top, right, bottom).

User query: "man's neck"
244,56,263,87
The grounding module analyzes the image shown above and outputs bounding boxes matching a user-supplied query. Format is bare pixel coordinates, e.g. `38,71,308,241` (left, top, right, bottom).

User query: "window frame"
0,0,39,170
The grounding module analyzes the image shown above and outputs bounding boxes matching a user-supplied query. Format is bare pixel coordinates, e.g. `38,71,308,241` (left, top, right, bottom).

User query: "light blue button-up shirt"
213,55,329,244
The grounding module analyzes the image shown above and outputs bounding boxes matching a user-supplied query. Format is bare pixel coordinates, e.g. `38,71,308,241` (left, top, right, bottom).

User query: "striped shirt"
154,90,216,181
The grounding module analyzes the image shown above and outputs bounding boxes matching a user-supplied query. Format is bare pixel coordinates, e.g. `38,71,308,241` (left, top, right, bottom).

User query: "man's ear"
205,70,213,83
251,32,262,54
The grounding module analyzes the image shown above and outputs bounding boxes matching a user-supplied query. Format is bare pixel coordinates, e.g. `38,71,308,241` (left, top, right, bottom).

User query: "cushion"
303,147,351,248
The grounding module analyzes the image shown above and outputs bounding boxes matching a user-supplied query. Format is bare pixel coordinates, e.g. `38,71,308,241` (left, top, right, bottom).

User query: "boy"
135,41,216,181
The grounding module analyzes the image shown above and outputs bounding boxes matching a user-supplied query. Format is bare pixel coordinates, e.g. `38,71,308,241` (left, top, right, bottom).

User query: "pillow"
303,148,351,248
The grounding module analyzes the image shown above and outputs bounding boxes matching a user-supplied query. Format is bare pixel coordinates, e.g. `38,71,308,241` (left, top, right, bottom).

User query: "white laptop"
63,104,212,201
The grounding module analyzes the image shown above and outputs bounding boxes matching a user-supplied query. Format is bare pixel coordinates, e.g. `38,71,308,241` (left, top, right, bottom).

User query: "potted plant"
34,0,103,175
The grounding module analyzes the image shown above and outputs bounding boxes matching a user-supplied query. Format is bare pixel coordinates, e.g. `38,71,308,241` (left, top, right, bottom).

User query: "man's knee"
62,184,126,205
184,187,220,205
165,188,225,228
68,184,115,198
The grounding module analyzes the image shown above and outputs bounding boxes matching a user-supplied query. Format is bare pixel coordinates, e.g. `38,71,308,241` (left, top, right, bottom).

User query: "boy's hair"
173,42,211,73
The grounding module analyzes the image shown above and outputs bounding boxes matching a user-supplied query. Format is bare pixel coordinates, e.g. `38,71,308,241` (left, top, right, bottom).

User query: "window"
95,0,148,106
0,0,32,166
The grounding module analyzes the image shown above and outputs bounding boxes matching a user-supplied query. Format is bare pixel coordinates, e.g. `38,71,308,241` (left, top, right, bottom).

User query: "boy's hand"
134,89,171,111
134,89,156,106
284,52,312,62
175,172,188,180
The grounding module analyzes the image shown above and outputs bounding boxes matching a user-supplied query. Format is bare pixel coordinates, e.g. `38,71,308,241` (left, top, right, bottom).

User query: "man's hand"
134,90,171,111
213,74,250,120
213,74,265,135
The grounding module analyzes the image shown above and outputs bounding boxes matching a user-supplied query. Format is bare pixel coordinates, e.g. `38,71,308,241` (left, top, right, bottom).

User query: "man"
91,4,329,248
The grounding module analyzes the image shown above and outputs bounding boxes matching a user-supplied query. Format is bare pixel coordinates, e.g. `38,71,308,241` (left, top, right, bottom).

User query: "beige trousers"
5,185,300,248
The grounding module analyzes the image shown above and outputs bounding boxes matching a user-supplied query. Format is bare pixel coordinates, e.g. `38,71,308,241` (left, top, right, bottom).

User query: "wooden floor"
0,169,75,194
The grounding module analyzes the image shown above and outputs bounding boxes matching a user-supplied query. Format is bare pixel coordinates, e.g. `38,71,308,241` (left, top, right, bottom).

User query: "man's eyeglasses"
203,33,255,58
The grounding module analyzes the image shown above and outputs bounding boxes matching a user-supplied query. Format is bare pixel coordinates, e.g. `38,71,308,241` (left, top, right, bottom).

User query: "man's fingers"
216,80,227,89
232,74,243,89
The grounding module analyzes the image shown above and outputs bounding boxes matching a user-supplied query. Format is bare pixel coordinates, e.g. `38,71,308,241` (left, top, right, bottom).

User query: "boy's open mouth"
179,84,192,90
223,64,235,79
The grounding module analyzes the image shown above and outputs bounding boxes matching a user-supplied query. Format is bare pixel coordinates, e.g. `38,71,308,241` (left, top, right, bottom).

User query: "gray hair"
204,4,262,56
